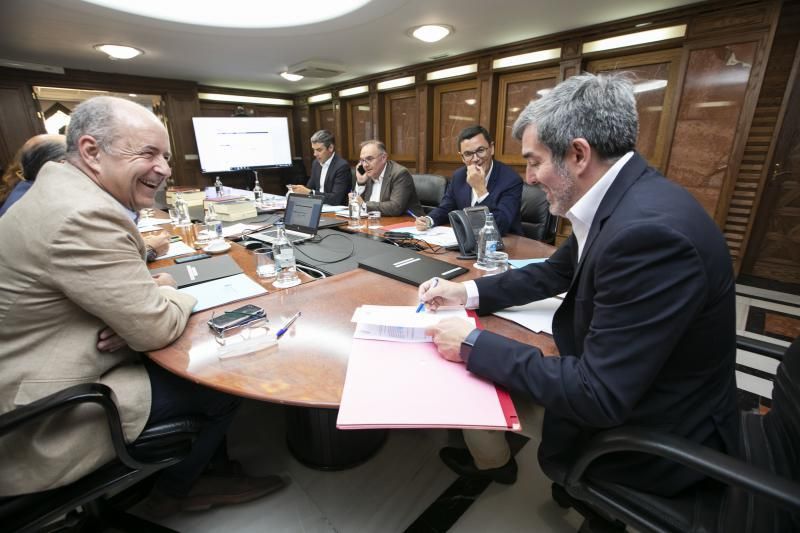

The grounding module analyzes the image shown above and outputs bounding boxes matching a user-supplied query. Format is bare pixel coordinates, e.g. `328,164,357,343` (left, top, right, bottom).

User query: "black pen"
276,311,301,338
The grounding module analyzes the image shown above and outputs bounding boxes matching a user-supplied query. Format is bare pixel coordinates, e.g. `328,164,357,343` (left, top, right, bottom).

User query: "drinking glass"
193,223,213,247
367,211,382,229
254,248,276,279
483,251,509,276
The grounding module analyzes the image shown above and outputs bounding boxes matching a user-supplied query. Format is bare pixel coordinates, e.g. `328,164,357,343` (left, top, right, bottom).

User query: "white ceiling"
0,0,703,95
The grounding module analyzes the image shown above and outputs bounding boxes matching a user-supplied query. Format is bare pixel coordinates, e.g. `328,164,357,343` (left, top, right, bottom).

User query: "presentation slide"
192,116,292,173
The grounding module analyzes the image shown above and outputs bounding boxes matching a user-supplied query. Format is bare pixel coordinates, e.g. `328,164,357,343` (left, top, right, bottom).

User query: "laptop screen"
285,193,323,234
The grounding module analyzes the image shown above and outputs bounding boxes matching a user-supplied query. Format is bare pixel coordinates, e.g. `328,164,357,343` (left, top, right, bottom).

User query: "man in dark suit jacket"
353,139,423,216
417,125,523,235
288,129,351,206
419,73,738,497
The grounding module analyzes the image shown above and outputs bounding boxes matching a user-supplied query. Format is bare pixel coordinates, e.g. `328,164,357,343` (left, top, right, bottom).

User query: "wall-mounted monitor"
192,116,292,173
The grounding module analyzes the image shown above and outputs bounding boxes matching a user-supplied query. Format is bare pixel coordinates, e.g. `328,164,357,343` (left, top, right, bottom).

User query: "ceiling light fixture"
198,93,294,106
281,72,304,82
410,24,453,43
377,76,416,91
308,93,332,104
339,86,369,97
81,0,372,28
426,64,477,81
493,47,561,70
582,24,686,54
94,44,143,60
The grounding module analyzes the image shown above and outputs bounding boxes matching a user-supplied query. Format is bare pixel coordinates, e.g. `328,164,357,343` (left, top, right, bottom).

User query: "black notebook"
358,247,468,286
149,255,243,288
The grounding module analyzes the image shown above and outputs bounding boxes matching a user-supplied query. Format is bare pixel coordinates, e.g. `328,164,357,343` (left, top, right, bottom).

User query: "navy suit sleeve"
468,224,709,428
323,161,352,206
476,167,522,235
474,236,575,312
427,179,460,226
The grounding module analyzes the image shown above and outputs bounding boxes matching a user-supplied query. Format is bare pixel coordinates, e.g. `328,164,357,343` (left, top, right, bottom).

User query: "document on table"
179,273,267,312
221,223,269,238
337,310,520,431
322,204,346,213
137,218,171,231
381,224,458,247
351,305,469,342
154,241,195,260
493,297,562,334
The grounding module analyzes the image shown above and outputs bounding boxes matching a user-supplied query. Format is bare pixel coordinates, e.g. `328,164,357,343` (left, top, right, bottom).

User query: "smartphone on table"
207,304,266,334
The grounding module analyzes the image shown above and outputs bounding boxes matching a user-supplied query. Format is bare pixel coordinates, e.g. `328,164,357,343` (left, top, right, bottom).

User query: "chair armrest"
0,383,153,471
737,335,785,360
566,427,800,513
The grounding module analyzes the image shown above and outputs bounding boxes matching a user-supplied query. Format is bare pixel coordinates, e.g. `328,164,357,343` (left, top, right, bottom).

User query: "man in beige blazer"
0,97,283,513
352,140,423,216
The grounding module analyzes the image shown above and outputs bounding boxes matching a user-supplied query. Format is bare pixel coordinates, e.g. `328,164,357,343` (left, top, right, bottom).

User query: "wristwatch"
459,328,481,363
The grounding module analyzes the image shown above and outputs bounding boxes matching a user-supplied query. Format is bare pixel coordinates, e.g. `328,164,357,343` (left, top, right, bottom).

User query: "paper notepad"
179,273,267,312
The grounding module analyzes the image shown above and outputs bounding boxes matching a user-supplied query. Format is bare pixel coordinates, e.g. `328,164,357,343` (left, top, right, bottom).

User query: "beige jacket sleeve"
47,205,196,352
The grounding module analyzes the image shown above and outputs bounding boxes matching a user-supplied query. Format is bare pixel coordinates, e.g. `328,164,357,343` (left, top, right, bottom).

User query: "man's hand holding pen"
417,277,467,312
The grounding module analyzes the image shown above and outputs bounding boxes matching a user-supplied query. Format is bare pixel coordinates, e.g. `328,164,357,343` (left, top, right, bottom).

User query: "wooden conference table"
147,214,557,467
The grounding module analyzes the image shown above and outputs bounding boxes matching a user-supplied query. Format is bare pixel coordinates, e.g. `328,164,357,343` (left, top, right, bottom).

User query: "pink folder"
336,315,519,431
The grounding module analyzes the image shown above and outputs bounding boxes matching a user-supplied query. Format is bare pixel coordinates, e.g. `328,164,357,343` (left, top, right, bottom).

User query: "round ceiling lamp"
94,44,143,60
80,0,373,28
410,24,453,43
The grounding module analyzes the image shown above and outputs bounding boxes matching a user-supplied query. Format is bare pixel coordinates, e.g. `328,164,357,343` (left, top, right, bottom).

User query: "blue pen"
416,277,439,313
406,209,417,219
276,311,301,338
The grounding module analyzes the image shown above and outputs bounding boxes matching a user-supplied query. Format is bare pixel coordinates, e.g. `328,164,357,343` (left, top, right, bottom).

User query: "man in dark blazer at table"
419,72,738,497
415,125,523,235
352,139,423,216
288,129,351,206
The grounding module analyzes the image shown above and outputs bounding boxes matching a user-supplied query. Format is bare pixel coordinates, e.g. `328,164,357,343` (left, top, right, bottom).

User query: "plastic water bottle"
475,213,500,270
173,192,191,226
348,192,364,229
214,176,223,197
272,222,300,288
204,202,223,239
253,176,263,207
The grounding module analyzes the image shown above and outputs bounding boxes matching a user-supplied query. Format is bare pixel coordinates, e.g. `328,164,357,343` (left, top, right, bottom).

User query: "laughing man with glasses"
416,125,523,235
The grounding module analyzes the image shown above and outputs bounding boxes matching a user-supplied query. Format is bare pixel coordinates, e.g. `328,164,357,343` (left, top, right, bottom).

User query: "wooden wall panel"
384,89,417,163
495,68,559,165
0,82,45,170
432,80,479,162
665,40,760,218
346,97,372,161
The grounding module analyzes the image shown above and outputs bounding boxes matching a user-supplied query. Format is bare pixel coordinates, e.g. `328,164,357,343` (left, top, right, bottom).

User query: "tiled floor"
134,399,584,532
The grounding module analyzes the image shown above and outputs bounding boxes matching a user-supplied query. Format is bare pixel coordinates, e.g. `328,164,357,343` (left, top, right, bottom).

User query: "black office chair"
412,174,448,214
520,183,557,243
552,336,800,533
0,383,204,533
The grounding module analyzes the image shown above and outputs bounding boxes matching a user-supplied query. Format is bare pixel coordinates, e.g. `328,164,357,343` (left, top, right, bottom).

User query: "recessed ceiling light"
280,72,304,82
94,44,143,60
128,93,138,97
81,0,372,28
410,25,453,43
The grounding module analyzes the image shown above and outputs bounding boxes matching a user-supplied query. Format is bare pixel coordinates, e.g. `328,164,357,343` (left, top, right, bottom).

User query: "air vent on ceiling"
287,60,345,78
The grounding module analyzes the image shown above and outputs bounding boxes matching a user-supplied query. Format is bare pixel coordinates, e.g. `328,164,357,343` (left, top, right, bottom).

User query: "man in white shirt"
418,73,738,498
289,129,351,206
351,139,423,216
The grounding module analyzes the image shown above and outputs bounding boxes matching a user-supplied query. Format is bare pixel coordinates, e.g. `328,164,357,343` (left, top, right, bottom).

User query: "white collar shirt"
565,151,634,262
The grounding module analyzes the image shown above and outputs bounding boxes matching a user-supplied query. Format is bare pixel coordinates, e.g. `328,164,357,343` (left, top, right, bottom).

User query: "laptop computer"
358,246,469,286
250,193,324,245
149,255,243,288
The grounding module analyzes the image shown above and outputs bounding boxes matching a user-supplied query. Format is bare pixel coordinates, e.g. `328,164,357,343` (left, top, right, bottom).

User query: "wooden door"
741,44,800,286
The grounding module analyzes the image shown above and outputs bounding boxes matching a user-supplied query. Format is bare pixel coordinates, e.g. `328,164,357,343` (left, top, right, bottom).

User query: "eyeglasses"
358,154,384,164
459,146,490,161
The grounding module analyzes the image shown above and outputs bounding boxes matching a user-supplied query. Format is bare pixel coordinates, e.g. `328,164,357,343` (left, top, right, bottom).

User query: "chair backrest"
412,174,448,214
520,183,556,243
726,336,800,532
